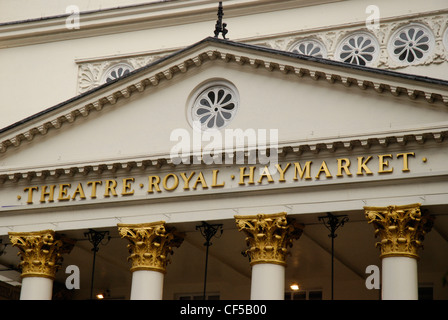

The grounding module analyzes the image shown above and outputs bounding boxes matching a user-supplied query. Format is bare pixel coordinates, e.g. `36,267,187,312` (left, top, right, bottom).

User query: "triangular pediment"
1,37,448,176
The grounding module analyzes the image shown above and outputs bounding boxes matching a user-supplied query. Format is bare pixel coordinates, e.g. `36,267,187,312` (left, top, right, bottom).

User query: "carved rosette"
234,212,304,266
8,230,75,279
117,221,184,274
364,203,434,259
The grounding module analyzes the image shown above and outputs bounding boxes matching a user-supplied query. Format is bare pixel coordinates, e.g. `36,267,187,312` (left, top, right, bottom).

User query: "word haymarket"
18,152,416,204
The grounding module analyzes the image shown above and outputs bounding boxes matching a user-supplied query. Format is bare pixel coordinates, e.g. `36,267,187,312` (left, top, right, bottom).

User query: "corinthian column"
364,203,434,300
234,212,304,300
117,221,184,300
8,230,75,300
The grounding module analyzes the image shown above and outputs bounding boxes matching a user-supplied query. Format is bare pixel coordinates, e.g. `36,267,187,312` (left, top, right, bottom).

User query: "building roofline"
1,36,448,136
206,36,448,87
0,0,177,27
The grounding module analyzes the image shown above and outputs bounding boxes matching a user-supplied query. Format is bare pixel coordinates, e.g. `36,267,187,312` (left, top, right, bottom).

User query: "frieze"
12,151,418,206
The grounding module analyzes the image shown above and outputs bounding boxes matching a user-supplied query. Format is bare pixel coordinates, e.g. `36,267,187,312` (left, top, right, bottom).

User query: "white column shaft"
250,263,285,300
382,256,418,300
20,277,53,300
130,270,164,300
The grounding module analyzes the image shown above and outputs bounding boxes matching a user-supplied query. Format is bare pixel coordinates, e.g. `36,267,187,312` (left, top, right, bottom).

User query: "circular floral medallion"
389,24,434,64
103,64,133,83
191,84,239,131
291,39,327,58
335,32,379,66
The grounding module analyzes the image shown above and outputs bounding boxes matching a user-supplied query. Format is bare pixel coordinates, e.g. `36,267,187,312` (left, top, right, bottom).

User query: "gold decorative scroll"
117,221,184,274
364,203,434,259
8,230,75,279
234,212,304,266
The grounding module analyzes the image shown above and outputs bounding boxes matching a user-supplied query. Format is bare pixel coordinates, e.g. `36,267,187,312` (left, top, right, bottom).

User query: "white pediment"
1,37,448,174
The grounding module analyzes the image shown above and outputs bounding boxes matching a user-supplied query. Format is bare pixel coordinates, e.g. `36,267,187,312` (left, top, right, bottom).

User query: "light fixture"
318,212,348,300
84,229,111,300
196,221,223,300
290,282,300,291
96,289,110,300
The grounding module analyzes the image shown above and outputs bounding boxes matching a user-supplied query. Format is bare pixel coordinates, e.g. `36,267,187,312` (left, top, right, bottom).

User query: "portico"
0,37,447,300
4,203,438,300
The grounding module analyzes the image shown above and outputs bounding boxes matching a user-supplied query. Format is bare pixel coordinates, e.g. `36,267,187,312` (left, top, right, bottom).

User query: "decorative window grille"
190,82,239,131
103,63,133,84
388,24,434,65
335,32,379,66
290,39,327,58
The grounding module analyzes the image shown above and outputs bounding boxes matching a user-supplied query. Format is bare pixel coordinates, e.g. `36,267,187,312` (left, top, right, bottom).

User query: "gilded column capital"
234,212,304,266
8,230,75,279
117,221,184,274
364,203,434,259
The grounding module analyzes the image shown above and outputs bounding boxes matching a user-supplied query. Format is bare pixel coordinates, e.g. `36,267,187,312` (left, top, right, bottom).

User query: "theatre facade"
0,0,447,301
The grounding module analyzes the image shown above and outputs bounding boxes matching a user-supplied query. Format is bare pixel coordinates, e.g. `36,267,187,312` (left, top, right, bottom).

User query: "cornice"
239,8,448,44
72,9,448,64
0,0,339,49
0,129,446,184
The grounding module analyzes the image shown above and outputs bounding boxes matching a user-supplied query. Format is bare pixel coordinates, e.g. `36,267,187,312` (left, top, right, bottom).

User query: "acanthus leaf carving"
234,212,304,266
117,221,184,273
364,203,434,259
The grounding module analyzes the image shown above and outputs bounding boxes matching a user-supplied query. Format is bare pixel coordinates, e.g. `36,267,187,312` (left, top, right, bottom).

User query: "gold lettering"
239,166,255,185
58,184,71,201
87,181,102,198
104,180,117,197
336,158,352,177
122,178,135,195
40,185,56,203
315,161,332,179
71,183,86,200
212,170,225,188
275,163,290,182
147,176,161,193
397,152,415,172
293,161,312,180
378,154,394,174
163,174,179,191
24,186,38,204
258,166,274,184
180,172,195,190
193,172,208,189
20,152,420,204
357,156,373,175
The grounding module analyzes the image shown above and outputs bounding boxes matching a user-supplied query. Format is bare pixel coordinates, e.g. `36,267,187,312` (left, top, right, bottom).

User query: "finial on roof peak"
214,1,228,39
